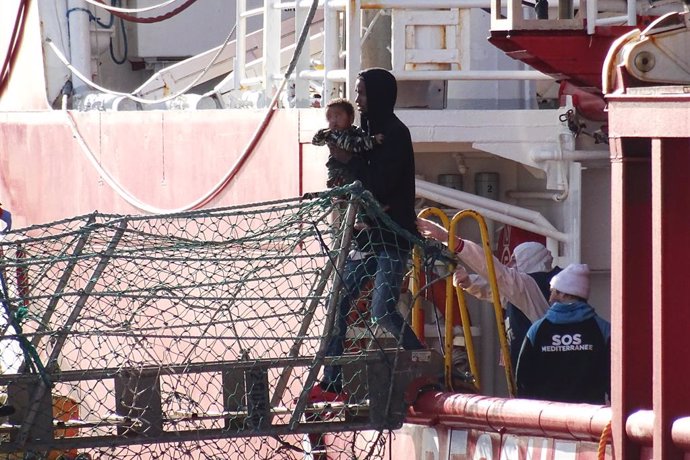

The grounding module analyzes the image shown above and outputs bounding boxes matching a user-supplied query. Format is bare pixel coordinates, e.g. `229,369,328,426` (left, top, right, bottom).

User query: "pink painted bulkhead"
0,109,309,226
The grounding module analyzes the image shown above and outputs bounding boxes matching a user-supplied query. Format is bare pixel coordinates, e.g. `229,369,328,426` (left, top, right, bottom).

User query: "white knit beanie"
550,263,590,299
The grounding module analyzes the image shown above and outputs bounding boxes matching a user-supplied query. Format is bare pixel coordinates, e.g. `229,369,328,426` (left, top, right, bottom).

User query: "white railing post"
235,0,247,90
264,0,281,104
345,0,362,100
295,2,311,107
323,0,341,104
508,0,522,25
391,9,406,72
587,0,597,34
627,0,636,26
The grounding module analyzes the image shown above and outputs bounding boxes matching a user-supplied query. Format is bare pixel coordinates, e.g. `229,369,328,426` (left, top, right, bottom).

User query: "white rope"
80,0,179,14
45,19,236,105
61,0,320,214
64,111,225,214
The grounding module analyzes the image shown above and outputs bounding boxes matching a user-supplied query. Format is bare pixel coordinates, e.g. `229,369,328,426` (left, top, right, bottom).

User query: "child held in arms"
312,98,383,189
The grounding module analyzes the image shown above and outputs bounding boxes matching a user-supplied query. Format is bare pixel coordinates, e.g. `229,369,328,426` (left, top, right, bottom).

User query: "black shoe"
0,405,15,417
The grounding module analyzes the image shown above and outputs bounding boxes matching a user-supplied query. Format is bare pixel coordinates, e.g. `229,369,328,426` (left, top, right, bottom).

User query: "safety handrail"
413,208,516,396
450,209,515,396
232,0,553,107
411,208,450,340
413,208,478,391
451,256,482,392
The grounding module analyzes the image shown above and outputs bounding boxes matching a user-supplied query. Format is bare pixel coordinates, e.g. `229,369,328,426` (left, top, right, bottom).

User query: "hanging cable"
95,10,114,29
62,0,320,214
65,110,218,214
188,0,320,210
109,0,127,65
81,0,179,14
0,0,29,97
46,18,236,104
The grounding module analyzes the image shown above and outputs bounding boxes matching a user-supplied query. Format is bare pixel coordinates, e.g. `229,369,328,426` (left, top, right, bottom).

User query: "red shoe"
308,385,348,404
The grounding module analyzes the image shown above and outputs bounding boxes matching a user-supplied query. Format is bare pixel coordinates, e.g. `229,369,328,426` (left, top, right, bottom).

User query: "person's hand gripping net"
416,217,449,242
417,217,465,254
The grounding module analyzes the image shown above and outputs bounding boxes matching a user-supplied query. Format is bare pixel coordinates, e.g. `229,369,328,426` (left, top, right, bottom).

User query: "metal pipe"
506,190,567,201
452,210,514,395
531,148,610,162
275,0,326,8
333,0,493,8
627,0,636,26
626,409,654,446
235,0,248,89
239,6,264,18
294,0,311,107
264,0,281,101
322,0,340,104
595,14,629,26
299,69,553,81
238,76,264,87
415,187,567,241
393,70,553,80
66,0,92,94
274,0,627,14
415,179,568,242
345,0,361,99
672,416,690,451
411,391,611,441
587,0,597,34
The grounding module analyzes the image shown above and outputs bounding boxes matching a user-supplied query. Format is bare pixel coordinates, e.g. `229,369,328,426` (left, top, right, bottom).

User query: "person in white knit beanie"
549,263,590,300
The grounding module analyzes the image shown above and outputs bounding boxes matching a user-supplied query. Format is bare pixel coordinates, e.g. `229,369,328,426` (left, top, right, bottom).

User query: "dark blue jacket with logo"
515,301,610,404
505,267,561,371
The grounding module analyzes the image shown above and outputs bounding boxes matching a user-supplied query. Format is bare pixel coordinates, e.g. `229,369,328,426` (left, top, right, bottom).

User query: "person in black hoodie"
309,68,424,403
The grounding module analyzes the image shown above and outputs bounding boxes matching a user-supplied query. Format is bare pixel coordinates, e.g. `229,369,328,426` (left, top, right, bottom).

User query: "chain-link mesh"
0,185,444,460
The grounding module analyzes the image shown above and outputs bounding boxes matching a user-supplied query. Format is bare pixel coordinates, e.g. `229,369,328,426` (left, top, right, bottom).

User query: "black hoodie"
356,68,418,251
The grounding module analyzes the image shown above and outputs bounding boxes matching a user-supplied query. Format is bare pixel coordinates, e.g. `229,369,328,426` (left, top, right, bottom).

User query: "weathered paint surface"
0,109,308,226
607,88,690,460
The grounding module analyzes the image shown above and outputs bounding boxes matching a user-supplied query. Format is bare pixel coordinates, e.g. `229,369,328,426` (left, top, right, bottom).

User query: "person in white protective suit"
417,218,560,370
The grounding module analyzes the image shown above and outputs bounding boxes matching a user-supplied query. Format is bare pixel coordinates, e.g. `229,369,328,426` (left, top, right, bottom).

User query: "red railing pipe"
410,391,612,442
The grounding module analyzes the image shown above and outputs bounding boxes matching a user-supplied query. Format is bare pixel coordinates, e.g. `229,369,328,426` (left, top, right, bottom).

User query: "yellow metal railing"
411,207,450,341
412,208,516,396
